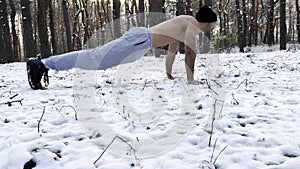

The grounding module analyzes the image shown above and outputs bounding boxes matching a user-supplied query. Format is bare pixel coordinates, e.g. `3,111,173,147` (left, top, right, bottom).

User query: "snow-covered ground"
0,49,300,169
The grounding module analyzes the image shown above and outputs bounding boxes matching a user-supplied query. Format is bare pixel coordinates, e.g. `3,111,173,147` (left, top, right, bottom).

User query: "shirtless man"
27,5,217,89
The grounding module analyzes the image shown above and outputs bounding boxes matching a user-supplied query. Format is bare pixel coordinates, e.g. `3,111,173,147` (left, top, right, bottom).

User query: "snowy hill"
0,50,300,169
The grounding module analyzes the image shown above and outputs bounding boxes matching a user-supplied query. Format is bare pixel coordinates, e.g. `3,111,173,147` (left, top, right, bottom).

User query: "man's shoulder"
175,15,196,20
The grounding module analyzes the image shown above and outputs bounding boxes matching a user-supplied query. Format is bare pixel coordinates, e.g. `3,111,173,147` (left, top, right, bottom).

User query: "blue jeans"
43,27,152,70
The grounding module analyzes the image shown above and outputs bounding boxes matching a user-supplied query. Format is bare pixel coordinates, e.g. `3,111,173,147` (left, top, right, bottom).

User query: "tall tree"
280,0,287,50
249,0,256,46
138,0,145,27
113,0,121,38
218,0,230,35
296,0,300,44
8,0,19,60
0,0,13,62
235,0,244,52
254,0,259,45
21,0,36,59
266,0,275,45
263,0,275,45
48,0,57,55
37,0,51,57
62,0,72,52
242,0,247,47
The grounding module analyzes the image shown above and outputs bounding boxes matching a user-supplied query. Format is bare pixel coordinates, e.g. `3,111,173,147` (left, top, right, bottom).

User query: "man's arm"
166,41,179,79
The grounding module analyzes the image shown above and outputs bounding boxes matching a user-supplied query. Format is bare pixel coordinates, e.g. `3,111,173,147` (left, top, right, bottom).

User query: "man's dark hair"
196,5,217,23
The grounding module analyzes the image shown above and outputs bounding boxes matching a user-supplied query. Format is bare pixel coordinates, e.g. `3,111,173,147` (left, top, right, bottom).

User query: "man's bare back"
149,15,204,48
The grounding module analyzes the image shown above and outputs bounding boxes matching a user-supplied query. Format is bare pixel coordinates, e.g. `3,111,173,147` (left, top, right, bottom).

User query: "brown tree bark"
235,0,244,52
280,0,287,50
0,0,12,62
62,0,72,52
48,0,57,55
37,0,51,57
21,0,36,59
296,0,300,44
8,0,19,61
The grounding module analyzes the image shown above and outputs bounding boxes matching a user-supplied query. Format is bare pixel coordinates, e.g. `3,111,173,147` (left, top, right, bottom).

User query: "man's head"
195,5,217,23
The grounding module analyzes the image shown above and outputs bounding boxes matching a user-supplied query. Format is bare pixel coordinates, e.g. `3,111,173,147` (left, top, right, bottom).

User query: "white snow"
0,48,300,169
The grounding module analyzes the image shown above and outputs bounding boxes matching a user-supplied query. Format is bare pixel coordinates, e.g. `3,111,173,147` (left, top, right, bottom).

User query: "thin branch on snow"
213,145,229,164
208,99,217,147
58,105,78,120
4,99,24,106
94,136,139,167
38,106,46,133
205,79,219,96
235,78,248,90
210,138,218,163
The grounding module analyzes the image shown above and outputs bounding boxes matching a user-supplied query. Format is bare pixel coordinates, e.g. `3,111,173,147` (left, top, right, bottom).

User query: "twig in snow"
231,93,239,105
208,99,217,147
38,106,46,133
205,79,219,96
210,138,218,163
58,105,78,120
235,78,248,90
213,145,228,164
9,94,18,99
4,99,24,106
94,136,138,167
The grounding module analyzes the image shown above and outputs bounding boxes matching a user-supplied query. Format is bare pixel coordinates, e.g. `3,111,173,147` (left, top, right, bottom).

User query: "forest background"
0,0,299,63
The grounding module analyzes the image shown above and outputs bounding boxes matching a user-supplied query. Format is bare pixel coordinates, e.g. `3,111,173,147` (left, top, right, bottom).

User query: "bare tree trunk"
242,0,247,47
249,0,256,46
21,0,36,59
264,0,275,45
8,0,19,61
235,0,244,52
73,0,82,50
296,0,300,44
280,0,287,50
218,1,223,35
0,0,13,62
113,0,121,38
37,0,51,57
81,0,91,46
62,0,72,52
254,0,259,45
138,0,145,27
0,27,3,63
96,0,105,45
48,0,57,55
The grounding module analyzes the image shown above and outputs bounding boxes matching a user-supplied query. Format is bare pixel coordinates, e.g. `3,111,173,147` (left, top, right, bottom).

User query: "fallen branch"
9,94,18,99
208,99,217,147
231,93,239,105
213,145,228,164
235,78,248,90
38,106,46,133
4,99,24,106
58,105,78,120
205,79,219,96
210,138,218,163
94,136,138,167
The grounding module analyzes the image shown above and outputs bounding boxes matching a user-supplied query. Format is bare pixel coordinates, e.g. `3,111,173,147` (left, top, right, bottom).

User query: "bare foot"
167,73,176,80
